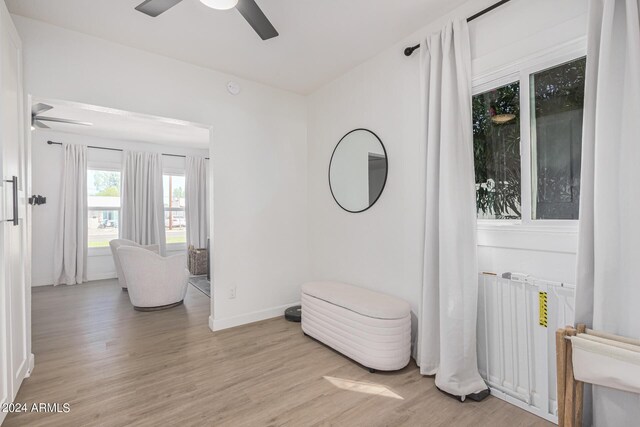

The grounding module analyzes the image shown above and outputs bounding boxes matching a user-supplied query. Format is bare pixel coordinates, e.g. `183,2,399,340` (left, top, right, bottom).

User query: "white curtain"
120,151,166,253
575,0,640,424
417,19,487,399
53,143,87,285
185,156,209,248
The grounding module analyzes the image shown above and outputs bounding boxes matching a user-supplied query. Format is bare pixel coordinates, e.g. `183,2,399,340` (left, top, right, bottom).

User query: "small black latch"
28,195,46,206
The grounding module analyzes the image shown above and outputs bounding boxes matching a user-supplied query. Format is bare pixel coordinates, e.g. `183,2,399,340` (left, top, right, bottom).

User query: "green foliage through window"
473,82,522,219
531,57,586,220
89,170,121,197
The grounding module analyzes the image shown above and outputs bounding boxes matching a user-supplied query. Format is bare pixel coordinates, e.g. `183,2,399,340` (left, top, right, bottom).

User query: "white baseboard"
489,387,557,424
31,271,117,287
32,276,53,287
210,302,300,331
86,271,117,281
25,353,35,378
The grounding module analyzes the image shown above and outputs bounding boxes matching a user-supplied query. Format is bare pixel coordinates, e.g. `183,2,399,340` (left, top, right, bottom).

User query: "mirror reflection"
329,129,387,213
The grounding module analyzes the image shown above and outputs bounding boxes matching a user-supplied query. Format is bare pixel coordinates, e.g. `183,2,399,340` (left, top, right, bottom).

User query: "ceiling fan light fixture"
199,0,238,10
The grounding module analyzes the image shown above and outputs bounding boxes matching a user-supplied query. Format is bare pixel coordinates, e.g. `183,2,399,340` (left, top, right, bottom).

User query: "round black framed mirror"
328,129,388,213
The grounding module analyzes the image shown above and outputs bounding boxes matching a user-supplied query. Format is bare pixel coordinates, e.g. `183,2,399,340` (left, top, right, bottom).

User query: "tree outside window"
87,170,121,248
473,82,522,219
472,56,586,222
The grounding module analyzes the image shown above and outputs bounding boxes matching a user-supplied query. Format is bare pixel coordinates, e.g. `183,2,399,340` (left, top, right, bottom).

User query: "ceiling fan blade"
236,0,278,40
135,0,184,17
32,120,50,130
36,116,93,127
32,102,53,116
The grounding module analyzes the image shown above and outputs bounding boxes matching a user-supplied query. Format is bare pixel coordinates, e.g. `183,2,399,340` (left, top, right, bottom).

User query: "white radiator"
477,272,575,424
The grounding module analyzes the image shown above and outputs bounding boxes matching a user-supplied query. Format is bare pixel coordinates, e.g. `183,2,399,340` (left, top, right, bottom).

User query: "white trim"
31,277,52,287
88,206,120,211
34,97,212,131
473,36,587,229
477,221,578,234
472,37,587,88
163,168,185,176
472,72,519,96
86,271,117,282
489,386,558,424
25,354,35,378
210,302,300,331
477,226,578,254
166,242,187,252
87,246,112,257
208,125,215,324
88,243,185,257
32,274,118,286
520,67,532,226
87,163,122,172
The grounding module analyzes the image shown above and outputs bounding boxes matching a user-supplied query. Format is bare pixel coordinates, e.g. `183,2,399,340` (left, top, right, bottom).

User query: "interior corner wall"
15,16,309,326
306,0,588,319
30,129,207,287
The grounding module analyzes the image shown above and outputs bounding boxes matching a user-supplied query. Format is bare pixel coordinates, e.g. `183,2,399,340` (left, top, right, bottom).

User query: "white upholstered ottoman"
301,281,411,372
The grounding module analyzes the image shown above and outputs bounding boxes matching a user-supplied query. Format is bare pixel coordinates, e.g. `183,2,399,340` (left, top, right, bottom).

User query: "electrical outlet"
229,285,237,299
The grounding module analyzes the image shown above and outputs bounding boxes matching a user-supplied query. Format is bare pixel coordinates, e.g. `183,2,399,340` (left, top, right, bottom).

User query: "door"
0,2,30,423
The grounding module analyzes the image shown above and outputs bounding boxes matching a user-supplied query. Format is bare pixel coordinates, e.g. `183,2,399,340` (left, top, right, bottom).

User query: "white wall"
30,129,207,287
307,0,588,323
15,16,309,328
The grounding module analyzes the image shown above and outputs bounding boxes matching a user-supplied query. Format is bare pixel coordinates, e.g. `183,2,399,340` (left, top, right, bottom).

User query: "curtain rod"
47,140,210,160
403,0,512,57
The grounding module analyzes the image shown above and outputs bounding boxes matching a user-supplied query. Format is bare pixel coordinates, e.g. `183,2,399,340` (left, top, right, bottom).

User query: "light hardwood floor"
5,280,551,427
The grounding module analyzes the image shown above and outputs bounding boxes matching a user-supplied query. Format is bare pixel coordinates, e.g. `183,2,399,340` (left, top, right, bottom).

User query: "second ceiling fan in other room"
135,0,279,41
31,103,93,130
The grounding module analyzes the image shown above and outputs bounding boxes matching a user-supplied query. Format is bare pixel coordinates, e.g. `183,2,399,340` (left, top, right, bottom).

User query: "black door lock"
28,195,46,206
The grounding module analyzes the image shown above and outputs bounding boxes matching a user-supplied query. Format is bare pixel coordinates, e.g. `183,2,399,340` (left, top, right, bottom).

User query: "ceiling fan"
135,0,278,41
31,103,93,130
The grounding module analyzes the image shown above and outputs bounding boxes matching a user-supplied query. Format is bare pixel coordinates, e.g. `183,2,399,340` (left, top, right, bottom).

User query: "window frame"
87,164,122,256
162,169,187,250
472,39,586,232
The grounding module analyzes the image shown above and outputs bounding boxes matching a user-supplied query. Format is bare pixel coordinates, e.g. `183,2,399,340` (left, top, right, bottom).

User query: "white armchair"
109,239,160,290
117,246,189,311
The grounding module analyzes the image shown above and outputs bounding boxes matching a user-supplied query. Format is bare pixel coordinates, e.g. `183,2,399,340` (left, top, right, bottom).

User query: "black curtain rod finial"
404,44,420,57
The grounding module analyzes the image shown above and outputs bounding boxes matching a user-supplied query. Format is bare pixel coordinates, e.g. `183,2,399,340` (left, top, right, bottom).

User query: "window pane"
473,82,522,219
163,175,187,244
163,175,186,209
88,210,119,248
531,57,586,219
165,210,186,244
88,170,121,208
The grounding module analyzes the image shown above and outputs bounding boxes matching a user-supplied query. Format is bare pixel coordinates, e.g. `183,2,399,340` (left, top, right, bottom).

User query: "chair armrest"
142,244,160,254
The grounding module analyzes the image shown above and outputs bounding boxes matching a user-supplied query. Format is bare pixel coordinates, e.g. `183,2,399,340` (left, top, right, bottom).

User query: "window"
473,56,586,222
530,58,586,219
163,174,186,245
473,81,522,219
87,169,121,248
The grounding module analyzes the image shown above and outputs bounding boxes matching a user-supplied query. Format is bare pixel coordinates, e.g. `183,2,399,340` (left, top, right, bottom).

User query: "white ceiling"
32,99,210,149
7,0,467,94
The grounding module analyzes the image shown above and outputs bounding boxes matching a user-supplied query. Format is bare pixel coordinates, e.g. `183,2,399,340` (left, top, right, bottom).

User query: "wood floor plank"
4,280,552,426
